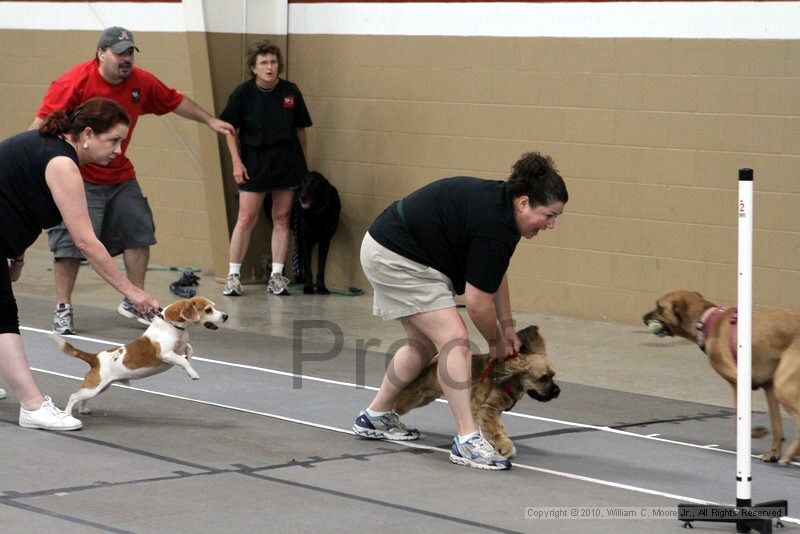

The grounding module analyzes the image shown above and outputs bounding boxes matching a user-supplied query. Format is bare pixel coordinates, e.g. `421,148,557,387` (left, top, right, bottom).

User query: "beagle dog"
54,297,228,416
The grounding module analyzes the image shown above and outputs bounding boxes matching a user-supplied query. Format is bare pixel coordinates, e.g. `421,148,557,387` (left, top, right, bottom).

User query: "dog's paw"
752,426,769,439
496,438,516,459
303,286,315,295
315,286,330,295
188,371,200,380
79,407,92,415
760,451,779,463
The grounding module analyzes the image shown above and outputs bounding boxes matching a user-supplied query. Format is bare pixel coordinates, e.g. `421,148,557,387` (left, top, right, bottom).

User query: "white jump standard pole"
677,169,787,532
737,167,754,510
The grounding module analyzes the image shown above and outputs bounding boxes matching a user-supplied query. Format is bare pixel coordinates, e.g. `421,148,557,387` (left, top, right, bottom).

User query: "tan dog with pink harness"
54,297,227,417
643,289,800,465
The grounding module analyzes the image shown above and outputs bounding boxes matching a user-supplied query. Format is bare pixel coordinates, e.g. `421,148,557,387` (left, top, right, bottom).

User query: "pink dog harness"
696,306,738,361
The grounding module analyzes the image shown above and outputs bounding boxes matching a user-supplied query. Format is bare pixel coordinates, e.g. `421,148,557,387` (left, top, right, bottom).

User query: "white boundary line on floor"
12,368,734,509
22,325,800,523
23,326,800,465
22,366,800,525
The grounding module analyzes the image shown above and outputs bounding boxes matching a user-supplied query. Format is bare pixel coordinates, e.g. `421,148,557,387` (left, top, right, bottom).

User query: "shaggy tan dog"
392,325,560,458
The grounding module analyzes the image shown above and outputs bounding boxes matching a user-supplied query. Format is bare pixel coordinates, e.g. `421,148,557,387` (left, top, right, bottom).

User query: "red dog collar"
479,350,521,410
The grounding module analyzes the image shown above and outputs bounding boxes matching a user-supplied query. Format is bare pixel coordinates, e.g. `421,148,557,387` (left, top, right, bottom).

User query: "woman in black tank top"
0,97,159,431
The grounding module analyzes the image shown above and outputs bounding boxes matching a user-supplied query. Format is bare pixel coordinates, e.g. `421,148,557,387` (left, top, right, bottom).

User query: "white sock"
365,409,389,418
271,263,284,276
228,263,241,276
457,431,479,444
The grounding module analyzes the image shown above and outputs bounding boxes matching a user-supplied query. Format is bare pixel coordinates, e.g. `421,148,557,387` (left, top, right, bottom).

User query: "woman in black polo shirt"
353,152,568,471
220,40,313,298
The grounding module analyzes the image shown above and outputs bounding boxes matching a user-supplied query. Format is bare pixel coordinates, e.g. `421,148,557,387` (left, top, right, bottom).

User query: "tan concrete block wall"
289,35,800,323
0,28,226,272
3,24,798,324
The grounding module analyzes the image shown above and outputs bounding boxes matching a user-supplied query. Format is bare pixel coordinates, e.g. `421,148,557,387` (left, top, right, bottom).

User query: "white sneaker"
449,429,511,470
117,298,154,326
223,273,243,296
19,396,82,431
0,388,6,399
53,303,76,335
267,273,291,296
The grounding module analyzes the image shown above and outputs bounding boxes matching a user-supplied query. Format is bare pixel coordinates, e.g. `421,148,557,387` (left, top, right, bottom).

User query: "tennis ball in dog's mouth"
647,320,666,334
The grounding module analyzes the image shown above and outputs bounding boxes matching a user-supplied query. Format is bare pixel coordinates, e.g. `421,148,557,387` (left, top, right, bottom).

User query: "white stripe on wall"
0,1,798,39
289,2,800,39
0,0,287,34
201,0,287,35
0,1,192,31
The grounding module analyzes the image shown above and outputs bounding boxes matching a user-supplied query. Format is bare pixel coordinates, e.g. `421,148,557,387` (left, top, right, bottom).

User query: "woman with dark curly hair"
352,152,568,471
0,97,159,431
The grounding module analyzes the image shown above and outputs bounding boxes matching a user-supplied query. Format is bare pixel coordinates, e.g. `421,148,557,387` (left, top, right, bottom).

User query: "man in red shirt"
30,27,234,334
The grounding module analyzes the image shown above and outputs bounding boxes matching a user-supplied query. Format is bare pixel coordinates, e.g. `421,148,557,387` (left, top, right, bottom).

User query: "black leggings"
0,259,20,335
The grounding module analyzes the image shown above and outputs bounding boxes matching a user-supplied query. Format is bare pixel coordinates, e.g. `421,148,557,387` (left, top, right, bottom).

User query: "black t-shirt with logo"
369,177,520,295
0,130,78,258
219,78,312,148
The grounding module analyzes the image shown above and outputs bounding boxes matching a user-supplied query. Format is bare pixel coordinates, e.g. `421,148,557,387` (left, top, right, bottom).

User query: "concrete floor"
1,249,797,533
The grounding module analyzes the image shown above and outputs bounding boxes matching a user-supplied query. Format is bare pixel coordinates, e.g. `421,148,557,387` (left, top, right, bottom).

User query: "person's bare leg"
270,189,295,266
53,258,80,304
0,333,45,410
368,319,437,412
370,307,477,436
122,247,149,289
412,309,476,436
229,192,267,263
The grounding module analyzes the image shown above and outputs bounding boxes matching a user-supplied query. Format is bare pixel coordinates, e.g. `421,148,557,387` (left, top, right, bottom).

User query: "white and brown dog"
54,297,228,416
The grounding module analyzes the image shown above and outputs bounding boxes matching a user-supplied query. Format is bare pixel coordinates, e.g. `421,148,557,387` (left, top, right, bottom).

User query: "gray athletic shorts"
360,232,456,321
48,179,156,259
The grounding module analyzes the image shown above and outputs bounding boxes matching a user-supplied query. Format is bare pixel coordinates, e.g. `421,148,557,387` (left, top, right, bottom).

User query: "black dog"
295,171,341,294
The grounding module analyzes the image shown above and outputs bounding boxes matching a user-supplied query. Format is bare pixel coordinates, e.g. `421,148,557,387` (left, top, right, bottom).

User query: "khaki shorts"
361,232,455,320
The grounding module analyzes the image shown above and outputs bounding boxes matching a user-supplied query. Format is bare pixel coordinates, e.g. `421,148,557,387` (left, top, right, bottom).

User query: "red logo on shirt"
131,89,141,103
282,95,295,109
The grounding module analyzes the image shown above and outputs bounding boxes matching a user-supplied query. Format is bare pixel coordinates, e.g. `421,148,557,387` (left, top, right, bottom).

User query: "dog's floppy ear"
164,300,193,324
669,297,687,324
307,170,325,184
164,299,201,323
516,325,544,354
180,301,202,323
189,296,215,313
